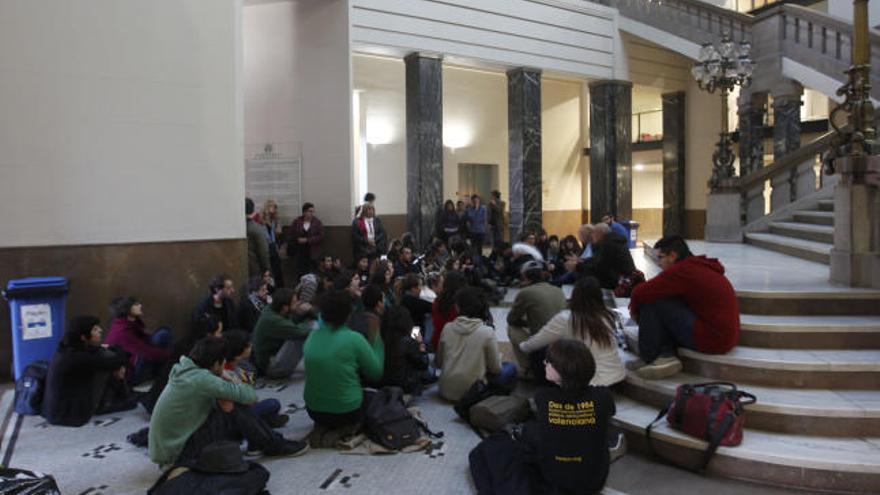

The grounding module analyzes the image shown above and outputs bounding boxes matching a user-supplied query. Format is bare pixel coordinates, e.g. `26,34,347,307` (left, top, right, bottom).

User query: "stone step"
768,221,834,244
792,210,835,226
744,232,831,265
679,346,880,389
612,396,880,493
818,199,835,212
620,357,880,436
737,289,880,316
740,314,880,349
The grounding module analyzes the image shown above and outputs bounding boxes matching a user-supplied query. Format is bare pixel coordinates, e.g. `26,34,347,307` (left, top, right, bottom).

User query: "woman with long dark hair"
437,199,462,241
380,306,431,394
105,296,171,384
519,276,624,386
430,270,467,351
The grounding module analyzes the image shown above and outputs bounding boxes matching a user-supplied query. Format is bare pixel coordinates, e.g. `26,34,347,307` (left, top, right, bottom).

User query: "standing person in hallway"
246,198,270,280
629,235,740,379
351,203,387,262
438,199,463,241
506,261,567,381
288,202,324,284
466,194,489,250
488,190,505,246
259,199,285,288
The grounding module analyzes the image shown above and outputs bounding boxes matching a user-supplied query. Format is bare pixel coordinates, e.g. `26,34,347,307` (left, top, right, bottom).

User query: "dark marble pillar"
507,68,542,241
662,91,686,236
589,80,632,223
773,92,802,160
737,92,767,177
405,53,443,248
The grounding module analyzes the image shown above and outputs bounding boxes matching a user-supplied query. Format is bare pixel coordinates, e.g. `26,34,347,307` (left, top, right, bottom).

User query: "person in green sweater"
252,287,315,378
304,289,384,429
507,260,568,382
148,337,308,466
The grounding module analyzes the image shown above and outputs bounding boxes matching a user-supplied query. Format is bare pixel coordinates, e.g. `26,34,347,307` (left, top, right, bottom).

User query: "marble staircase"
608,245,880,493
745,199,835,265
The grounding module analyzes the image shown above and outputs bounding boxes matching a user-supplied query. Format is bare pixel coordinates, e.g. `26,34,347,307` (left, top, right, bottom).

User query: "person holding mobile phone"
379,307,433,394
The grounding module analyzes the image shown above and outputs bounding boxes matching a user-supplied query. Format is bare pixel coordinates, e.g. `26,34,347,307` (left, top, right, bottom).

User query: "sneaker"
266,414,290,429
625,358,647,371
608,431,627,463
267,439,310,458
634,356,682,380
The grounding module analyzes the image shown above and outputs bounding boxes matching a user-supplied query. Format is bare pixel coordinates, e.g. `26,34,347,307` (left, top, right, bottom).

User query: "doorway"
457,163,499,202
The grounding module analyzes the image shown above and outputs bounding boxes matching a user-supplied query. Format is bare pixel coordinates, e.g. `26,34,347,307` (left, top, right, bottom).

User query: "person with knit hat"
42,316,137,426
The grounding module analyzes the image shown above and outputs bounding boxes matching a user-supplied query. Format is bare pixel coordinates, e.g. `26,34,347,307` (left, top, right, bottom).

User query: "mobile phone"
380,255,388,261
411,326,421,339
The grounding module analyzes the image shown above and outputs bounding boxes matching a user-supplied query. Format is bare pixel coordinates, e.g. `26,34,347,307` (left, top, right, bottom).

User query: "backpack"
363,387,423,450
0,467,61,495
14,360,49,416
468,395,530,433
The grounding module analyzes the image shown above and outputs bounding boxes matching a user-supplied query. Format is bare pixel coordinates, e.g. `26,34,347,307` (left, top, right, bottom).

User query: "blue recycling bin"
623,221,640,249
4,277,69,380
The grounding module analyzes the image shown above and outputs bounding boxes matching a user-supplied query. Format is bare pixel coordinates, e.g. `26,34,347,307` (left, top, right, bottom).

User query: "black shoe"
267,439,309,458
266,414,290,429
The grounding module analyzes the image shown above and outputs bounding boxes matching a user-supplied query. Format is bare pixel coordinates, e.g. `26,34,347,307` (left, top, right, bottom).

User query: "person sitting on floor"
430,271,468,351
628,235,740,379
400,274,433,332
549,252,580,287
601,213,629,239
149,337,308,466
507,261,567,381
380,306,433,395
252,288,314,379
220,330,289,428
303,290,384,430
520,277,625,387
354,255,371,287
43,316,137,427
193,274,238,332
394,246,417,278
581,223,636,290
469,338,615,495
238,277,270,334
348,284,385,341
105,296,171,385
436,288,516,402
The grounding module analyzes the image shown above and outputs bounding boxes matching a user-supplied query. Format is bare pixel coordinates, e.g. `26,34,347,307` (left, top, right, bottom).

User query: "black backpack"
363,387,423,450
14,360,49,416
0,467,61,494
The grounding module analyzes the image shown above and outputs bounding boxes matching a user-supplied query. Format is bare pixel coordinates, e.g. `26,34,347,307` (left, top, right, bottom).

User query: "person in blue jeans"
436,287,516,401
106,297,172,385
466,194,489,252
220,330,289,428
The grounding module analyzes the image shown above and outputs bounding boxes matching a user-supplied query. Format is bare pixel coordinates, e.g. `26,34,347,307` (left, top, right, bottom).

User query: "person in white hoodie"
436,287,517,401
520,276,625,387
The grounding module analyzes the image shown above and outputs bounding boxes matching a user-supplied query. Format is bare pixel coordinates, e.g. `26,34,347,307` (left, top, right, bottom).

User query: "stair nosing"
745,232,832,254
768,221,834,233
678,347,880,372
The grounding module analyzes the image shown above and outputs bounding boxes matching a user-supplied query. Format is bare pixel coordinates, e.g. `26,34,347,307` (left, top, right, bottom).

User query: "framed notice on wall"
245,142,303,226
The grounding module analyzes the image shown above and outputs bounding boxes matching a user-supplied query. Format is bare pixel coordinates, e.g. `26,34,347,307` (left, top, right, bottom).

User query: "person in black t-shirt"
469,338,614,495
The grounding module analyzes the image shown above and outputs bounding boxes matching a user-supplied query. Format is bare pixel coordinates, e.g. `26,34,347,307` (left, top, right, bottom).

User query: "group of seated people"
38,224,740,493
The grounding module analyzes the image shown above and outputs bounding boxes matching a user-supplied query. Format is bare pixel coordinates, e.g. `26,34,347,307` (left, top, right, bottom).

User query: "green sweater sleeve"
197,371,258,405
355,332,384,382
264,311,311,340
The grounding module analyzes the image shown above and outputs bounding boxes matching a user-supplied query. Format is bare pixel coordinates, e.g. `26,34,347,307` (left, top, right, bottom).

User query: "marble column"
772,87,802,160
507,68,542,241
589,80,632,223
662,91,686,236
737,92,767,177
405,53,443,248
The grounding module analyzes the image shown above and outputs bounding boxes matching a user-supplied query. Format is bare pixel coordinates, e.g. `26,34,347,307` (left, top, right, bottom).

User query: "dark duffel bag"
0,467,61,495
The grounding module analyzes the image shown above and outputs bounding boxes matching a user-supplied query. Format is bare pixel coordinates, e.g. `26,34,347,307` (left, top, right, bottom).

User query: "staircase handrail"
736,131,835,191
593,0,753,41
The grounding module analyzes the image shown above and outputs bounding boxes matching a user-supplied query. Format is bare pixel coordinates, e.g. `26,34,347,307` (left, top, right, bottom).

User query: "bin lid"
4,277,69,299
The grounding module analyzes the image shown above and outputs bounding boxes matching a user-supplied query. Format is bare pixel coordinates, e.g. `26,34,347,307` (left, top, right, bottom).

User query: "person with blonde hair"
259,199,285,287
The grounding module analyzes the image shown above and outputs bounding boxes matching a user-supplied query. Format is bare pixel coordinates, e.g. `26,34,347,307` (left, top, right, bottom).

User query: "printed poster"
21,303,53,340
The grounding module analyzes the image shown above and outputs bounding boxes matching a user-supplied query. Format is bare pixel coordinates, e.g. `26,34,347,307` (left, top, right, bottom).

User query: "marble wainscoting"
0,239,246,380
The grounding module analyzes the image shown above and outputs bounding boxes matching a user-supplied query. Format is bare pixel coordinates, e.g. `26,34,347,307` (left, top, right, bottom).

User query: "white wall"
351,0,618,79
828,1,880,29
0,0,244,248
542,77,586,212
244,0,353,226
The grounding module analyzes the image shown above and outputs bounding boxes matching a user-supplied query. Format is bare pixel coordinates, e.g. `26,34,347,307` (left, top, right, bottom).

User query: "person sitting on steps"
628,235,740,379
149,336,308,466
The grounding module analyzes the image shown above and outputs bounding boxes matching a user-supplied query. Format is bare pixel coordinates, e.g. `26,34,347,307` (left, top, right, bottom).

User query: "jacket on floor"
149,356,257,465
629,255,740,354
42,343,128,426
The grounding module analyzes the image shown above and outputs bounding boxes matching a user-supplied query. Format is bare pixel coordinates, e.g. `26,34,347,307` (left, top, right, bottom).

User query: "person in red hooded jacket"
628,235,740,379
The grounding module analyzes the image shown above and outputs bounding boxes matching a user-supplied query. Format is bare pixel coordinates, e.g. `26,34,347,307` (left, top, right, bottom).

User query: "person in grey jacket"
246,198,270,279
436,287,516,401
